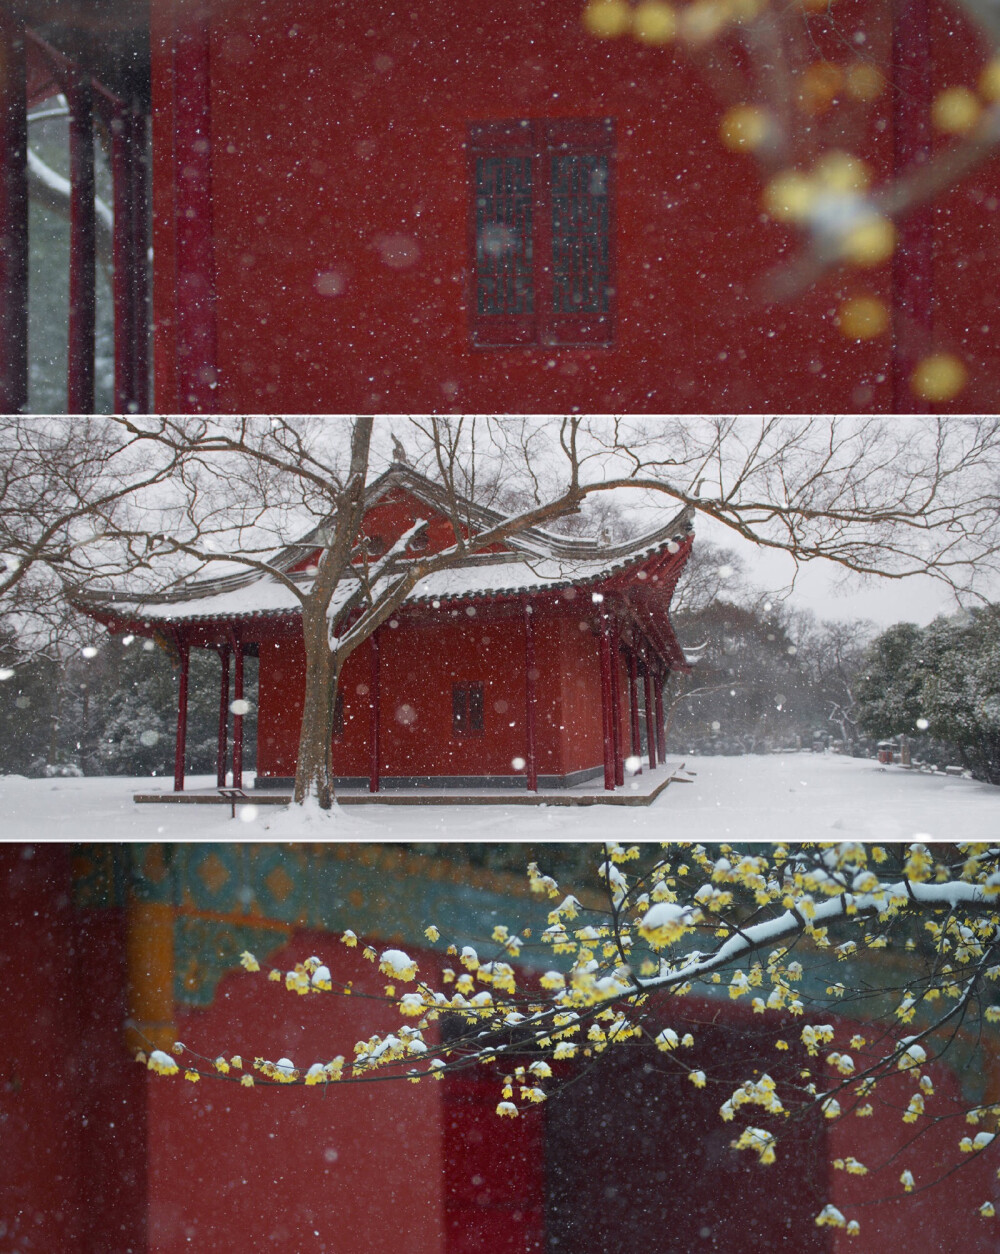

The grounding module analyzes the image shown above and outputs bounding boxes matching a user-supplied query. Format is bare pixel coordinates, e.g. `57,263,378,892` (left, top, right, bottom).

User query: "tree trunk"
293,604,339,808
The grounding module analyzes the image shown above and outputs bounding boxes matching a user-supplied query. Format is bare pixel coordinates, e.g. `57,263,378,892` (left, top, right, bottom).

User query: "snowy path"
1,754,997,842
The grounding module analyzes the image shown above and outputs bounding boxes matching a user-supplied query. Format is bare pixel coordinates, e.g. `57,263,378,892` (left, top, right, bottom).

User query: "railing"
0,15,149,413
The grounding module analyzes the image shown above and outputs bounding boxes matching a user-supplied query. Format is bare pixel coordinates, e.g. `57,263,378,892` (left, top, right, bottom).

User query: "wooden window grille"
468,118,615,347
452,683,485,736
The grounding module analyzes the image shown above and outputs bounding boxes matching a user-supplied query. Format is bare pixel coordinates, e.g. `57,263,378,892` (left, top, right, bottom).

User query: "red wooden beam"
369,631,380,793
215,645,230,787
67,70,96,413
0,7,28,412
232,636,244,789
524,603,538,791
173,642,190,792
599,619,615,791
627,647,642,774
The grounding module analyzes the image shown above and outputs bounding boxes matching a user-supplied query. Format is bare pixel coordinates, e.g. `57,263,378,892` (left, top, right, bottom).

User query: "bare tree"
0,418,178,633
90,415,1000,809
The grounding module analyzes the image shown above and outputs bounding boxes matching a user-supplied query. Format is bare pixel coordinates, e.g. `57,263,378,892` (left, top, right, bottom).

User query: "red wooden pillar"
232,638,244,789
524,604,538,791
627,648,642,773
598,620,615,791
890,0,933,412
610,620,624,787
368,631,380,793
215,645,230,786
644,661,657,772
67,71,96,413
173,643,190,792
111,103,137,412
129,109,150,412
654,673,666,765
0,7,28,413
172,0,218,411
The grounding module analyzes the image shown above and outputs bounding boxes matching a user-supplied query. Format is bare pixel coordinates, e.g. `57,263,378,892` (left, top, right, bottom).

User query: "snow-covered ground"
2,754,997,843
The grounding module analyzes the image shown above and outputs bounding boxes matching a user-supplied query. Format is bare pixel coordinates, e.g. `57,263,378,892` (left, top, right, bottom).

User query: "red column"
172,0,218,411
627,648,642,774
111,104,136,412
644,662,657,772
654,673,666,765
524,605,538,791
599,620,615,791
129,110,150,412
890,0,933,412
610,621,624,787
173,643,190,792
232,639,244,789
0,7,28,412
368,631,380,793
67,71,96,413
215,646,230,786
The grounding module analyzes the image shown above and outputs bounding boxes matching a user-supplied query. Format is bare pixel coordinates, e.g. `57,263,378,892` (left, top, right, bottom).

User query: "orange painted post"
216,645,230,786
173,643,189,792
124,896,176,1054
524,604,538,791
369,630,380,793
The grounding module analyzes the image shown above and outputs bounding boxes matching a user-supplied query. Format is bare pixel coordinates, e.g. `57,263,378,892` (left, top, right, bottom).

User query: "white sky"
707,519,973,627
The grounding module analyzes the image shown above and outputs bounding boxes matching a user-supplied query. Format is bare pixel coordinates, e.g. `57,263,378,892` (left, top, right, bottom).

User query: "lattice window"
468,119,615,347
452,683,485,736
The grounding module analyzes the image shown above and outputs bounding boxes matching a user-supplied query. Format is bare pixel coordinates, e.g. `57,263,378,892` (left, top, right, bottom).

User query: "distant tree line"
0,624,257,779
855,607,1000,785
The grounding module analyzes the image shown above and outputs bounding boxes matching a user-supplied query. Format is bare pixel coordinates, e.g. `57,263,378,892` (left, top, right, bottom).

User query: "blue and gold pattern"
71,843,553,1009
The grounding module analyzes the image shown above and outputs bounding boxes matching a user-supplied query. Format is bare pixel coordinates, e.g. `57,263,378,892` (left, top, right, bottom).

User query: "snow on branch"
137,841,1000,1235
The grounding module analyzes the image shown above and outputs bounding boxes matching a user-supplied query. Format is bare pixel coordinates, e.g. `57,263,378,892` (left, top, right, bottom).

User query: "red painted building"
76,464,693,795
5,0,1000,412
3,841,998,1254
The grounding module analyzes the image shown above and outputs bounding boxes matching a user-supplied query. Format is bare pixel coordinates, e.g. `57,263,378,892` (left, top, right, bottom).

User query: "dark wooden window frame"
467,118,616,348
452,682,485,737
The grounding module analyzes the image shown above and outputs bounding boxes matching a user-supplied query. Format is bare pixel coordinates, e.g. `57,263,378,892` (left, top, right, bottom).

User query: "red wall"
826,1032,999,1252
147,933,448,1254
0,846,148,1254
256,606,611,783
151,0,1000,413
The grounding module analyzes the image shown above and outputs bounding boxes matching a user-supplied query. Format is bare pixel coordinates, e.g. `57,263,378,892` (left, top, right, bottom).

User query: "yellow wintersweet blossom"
184,1069,200,1083
239,950,260,972
633,1,677,43
240,1074,254,1088
496,1101,520,1118
424,925,440,942
582,0,630,37
148,1050,179,1077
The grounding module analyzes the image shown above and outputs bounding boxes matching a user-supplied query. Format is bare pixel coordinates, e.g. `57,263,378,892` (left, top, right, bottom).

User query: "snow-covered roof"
74,465,694,627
